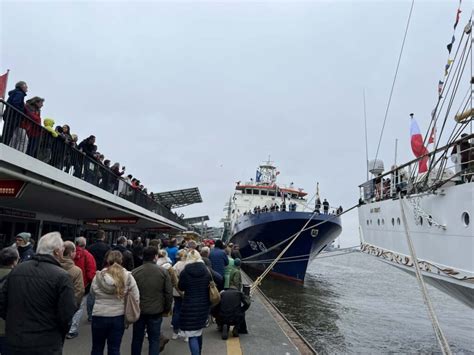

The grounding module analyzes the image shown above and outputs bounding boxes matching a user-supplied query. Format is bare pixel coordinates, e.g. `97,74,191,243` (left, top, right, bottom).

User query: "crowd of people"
3,81,157,201
0,230,249,355
240,197,343,216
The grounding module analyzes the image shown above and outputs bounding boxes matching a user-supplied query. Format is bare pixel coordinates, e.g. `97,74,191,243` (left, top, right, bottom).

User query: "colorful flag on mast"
454,8,462,29
410,115,429,173
0,70,9,99
428,126,436,144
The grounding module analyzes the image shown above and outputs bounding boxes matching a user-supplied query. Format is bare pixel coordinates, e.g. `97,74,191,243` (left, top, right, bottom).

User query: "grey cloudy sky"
1,0,471,246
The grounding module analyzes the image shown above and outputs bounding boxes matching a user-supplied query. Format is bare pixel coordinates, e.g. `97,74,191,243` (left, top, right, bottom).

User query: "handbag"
124,274,140,326
208,269,221,306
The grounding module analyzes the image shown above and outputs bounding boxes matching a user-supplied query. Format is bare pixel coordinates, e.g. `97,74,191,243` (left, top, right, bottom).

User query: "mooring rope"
399,195,452,355
250,203,359,294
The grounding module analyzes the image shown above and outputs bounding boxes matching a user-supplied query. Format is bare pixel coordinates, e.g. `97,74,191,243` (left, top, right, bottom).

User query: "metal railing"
359,133,474,202
0,99,185,226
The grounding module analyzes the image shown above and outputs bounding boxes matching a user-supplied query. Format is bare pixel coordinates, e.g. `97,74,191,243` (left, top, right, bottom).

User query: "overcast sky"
1,0,471,246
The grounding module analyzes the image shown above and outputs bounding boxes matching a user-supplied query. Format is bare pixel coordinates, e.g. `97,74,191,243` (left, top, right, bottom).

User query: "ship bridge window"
253,189,259,195
261,190,268,196
245,189,251,195
292,194,297,199
268,191,275,196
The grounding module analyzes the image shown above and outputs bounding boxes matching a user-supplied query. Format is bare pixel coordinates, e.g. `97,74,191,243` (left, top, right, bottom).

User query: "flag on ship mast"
410,114,429,173
0,70,9,99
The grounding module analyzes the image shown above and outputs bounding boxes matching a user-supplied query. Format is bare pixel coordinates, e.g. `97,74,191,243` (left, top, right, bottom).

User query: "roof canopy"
154,187,202,209
183,215,210,225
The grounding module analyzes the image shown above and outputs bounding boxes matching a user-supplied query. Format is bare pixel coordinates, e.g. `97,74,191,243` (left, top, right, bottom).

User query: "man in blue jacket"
209,240,228,278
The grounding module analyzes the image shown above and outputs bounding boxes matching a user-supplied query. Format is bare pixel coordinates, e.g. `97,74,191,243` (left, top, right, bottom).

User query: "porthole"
377,219,380,226
462,212,470,227
419,216,423,226
391,218,395,226
428,215,433,226
397,217,401,225
382,218,385,225
367,220,369,226
370,219,373,225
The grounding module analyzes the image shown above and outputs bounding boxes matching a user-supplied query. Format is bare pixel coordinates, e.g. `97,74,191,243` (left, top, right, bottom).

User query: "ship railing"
0,99,185,226
359,133,474,203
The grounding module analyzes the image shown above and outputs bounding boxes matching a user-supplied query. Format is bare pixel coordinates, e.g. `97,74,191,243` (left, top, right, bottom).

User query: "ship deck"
64,272,316,355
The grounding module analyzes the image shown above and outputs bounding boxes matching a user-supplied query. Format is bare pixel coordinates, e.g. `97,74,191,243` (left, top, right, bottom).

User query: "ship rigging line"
373,0,415,165
399,196,452,355
249,203,359,293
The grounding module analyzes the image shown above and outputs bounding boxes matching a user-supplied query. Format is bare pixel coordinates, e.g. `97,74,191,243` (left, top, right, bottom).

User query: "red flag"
410,117,429,173
428,126,436,144
0,70,9,99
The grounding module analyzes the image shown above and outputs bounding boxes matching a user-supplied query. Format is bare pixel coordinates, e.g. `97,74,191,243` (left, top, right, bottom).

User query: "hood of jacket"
185,260,207,278
95,269,123,295
43,118,55,128
59,257,75,271
18,243,33,253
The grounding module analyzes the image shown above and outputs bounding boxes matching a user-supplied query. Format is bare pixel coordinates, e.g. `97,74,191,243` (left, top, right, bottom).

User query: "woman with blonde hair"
91,250,139,355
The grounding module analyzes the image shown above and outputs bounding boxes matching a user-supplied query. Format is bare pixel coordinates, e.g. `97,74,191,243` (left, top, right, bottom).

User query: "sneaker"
172,333,179,340
184,337,189,342
66,332,78,339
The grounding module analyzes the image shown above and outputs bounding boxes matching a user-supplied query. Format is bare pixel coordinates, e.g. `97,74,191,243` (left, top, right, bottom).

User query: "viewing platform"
0,99,202,246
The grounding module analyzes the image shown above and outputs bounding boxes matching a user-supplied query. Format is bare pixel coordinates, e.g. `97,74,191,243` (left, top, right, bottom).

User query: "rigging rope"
373,0,415,165
399,195,452,355
249,203,359,293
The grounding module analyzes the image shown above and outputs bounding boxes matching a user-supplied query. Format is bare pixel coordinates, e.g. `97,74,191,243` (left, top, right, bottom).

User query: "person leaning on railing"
22,96,44,157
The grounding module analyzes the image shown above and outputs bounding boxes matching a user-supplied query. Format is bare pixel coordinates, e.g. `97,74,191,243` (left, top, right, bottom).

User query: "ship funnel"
368,159,384,176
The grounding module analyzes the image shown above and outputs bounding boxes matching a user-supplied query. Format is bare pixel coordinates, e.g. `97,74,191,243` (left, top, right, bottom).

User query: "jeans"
171,297,182,333
69,296,86,334
0,336,9,355
91,315,125,355
188,335,203,355
87,292,95,321
131,314,162,355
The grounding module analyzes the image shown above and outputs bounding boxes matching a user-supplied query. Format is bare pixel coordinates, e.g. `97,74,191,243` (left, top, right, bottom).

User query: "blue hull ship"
226,161,342,283
230,211,342,282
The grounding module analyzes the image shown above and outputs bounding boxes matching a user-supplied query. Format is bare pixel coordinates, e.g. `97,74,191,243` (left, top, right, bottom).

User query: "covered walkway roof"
183,215,209,225
154,187,202,209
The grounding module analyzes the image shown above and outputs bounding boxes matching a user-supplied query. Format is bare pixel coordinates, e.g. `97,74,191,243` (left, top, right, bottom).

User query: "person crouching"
217,285,251,340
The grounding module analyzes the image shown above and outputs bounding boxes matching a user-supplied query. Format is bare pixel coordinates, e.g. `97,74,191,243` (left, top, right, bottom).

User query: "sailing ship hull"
230,211,342,282
358,182,474,308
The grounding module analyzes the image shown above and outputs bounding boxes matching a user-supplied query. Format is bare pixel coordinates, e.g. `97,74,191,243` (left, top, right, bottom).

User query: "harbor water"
252,252,474,354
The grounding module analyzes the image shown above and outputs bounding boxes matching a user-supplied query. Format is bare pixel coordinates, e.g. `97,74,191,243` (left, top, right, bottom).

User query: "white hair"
76,236,87,247
200,246,210,257
37,232,64,256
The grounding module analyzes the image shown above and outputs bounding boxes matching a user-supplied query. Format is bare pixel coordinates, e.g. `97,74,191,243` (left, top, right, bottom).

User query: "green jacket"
223,257,235,289
229,267,242,291
132,262,172,315
0,267,12,336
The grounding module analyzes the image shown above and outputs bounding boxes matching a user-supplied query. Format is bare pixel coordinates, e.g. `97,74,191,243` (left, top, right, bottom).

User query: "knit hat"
234,258,241,267
16,232,31,243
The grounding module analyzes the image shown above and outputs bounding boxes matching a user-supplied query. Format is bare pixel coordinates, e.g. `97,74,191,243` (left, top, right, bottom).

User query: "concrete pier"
64,276,312,354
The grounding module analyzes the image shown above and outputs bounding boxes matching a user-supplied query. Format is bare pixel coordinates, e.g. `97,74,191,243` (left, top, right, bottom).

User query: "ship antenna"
363,89,369,180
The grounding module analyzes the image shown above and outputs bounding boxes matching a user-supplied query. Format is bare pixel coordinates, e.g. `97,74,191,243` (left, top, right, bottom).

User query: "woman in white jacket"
171,249,188,340
91,250,139,355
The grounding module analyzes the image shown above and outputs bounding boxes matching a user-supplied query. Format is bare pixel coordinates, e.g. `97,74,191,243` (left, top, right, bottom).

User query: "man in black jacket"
0,232,76,355
112,236,134,271
87,230,110,270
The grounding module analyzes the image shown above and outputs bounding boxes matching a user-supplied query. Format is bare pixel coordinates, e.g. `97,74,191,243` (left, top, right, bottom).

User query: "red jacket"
21,105,42,138
74,246,97,287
